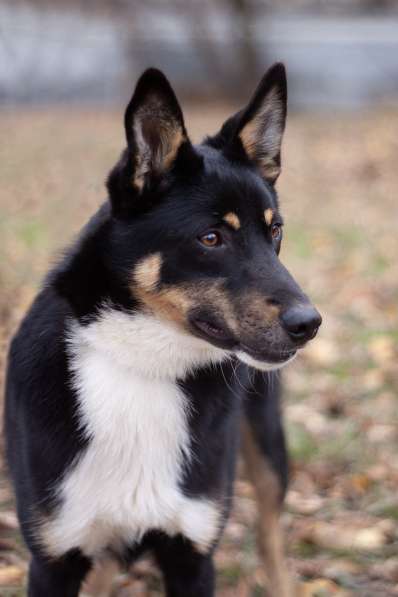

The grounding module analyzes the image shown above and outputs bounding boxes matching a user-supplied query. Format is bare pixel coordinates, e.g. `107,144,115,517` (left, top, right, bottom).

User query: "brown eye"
271,224,282,241
199,231,222,247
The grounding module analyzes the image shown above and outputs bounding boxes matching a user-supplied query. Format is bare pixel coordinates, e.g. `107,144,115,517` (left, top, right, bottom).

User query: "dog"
5,63,321,597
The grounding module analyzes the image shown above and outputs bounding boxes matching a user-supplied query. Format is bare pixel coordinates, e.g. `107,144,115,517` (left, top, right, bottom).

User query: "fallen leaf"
350,473,372,494
0,564,25,586
323,559,362,581
303,521,390,552
368,336,395,365
371,557,398,583
286,491,325,515
0,512,18,531
298,577,349,596
305,338,339,366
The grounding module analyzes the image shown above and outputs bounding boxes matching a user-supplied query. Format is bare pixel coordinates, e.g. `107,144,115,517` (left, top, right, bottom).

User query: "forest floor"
0,106,397,596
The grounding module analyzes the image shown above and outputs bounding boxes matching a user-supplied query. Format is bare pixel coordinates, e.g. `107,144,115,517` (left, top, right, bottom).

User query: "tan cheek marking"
132,266,239,334
223,212,241,230
132,254,193,328
133,284,193,328
133,253,163,293
264,208,274,227
159,283,237,333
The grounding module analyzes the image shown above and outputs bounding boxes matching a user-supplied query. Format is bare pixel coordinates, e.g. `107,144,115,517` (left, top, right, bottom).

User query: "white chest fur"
40,310,226,558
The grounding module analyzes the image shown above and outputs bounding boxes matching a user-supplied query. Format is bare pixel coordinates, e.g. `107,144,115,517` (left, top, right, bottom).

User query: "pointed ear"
124,68,188,191
238,63,287,184
208,63,287,185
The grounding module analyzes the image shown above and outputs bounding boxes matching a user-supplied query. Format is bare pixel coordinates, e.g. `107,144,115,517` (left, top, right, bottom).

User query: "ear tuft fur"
206,63,287,185
124,68,188,191
238,63,287,184
107,69,203,216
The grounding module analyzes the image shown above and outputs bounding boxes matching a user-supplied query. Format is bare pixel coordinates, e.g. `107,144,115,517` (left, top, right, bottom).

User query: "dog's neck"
68,308,227,381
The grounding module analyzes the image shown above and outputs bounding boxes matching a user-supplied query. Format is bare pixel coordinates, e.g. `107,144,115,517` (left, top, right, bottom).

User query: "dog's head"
106,65,321,371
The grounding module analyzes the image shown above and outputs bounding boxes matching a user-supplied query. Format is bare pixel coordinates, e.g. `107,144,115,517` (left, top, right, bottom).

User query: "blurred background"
1,1,398,596
2,0,398,107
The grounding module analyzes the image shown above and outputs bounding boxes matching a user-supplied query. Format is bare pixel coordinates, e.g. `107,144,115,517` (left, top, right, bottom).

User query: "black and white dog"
5,64,321,597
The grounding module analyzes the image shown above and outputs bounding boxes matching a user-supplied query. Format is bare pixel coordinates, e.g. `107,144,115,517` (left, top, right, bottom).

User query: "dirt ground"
0,105,397,596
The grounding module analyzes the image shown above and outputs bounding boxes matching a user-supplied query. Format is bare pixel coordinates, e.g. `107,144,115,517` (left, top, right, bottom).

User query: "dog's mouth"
190,317,235,348
239,343,297,364
190,315,297,368
236,343,297,374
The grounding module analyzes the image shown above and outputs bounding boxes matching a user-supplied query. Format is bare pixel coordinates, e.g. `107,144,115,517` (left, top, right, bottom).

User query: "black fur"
5,64,320,597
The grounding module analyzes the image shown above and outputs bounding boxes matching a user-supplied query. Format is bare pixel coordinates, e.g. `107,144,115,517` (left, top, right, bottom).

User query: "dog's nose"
280,305,322,343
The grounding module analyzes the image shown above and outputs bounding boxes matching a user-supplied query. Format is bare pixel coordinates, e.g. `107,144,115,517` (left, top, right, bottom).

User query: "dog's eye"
271,224,282,242
199,231,223,247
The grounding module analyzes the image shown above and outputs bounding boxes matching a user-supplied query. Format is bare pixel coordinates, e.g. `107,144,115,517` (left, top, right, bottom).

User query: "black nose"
280,305,322,343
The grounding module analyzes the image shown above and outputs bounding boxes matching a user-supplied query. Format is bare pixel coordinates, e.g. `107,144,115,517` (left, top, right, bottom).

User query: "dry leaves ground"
0,106,397,596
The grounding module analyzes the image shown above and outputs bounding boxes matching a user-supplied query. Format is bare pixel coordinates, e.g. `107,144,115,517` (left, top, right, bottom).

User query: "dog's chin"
235,349,297,372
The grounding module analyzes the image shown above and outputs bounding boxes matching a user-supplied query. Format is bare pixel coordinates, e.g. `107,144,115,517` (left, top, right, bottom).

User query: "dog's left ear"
124,68,189,191
208,63,287,185
108,69,201,215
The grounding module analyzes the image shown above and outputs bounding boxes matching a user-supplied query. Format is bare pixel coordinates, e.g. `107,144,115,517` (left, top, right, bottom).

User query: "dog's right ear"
108,69,198,215
206,63,287,185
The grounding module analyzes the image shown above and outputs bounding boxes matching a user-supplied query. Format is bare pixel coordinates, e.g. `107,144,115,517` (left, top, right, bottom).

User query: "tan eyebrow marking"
223,212,241,230
264,208,274,226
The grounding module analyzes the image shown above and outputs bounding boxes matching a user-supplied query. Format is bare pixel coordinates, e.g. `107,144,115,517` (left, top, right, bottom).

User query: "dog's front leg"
27,551,91,597
154,535,215,597
241,370,295,597
241,419,294,597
